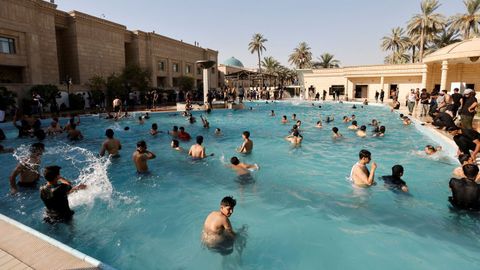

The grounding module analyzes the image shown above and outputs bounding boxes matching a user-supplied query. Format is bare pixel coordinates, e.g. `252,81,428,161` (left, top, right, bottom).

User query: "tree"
381,27,410,54
288,42,312,69
429,28,462,51
384,50,411,64
177,76,195,92
121,65,151,93
261,56,280,75
248,33,268,86
105,73,124,108
449,0,480,39
407,0,446,61
312,53,340,68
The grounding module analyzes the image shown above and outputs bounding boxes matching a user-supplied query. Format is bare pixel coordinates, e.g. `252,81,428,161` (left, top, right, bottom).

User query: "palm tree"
288,42,312,69
248,33,268,86
384,50,411,64
381,27,410,53
429,28,462,51
407,0,446,61
261,56,280,75
312,53,340,68
449,0,480,39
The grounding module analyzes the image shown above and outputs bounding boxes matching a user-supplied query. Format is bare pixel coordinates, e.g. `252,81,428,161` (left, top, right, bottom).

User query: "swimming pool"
0,101,478,270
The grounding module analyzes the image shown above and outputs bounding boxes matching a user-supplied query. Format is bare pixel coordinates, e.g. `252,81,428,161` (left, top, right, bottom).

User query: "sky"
55,0,467,68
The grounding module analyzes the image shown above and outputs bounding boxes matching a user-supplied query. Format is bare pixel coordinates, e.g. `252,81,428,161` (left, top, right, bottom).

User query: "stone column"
421,64,428,89
203,68,209,103
380,76,384,93
440,60,448,91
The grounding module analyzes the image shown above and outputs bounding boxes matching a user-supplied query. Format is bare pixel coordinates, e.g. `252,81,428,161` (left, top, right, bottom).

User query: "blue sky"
55,0,466,68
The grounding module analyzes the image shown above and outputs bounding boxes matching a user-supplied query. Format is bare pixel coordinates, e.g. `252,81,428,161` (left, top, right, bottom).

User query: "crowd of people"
1,88,479,255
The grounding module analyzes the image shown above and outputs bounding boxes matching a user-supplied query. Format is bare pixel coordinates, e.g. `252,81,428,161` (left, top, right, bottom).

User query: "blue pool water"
0,101,479,270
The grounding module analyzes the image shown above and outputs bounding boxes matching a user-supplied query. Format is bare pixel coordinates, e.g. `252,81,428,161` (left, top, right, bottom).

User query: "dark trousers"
454,134,476,155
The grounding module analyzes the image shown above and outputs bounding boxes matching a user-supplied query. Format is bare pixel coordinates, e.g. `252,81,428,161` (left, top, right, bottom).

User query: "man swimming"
202,196,237,252
237,131,253,154
214,128,222,136
229,156,259,175
132,140,156,173
292,114,297,120
271,110,275,116
381,165,408,192
46,120,63,135
100,129,122,157
285,130,303,145
356,125,367,137
150,123,160,135
9,143,45,194
189,135,213,159
281,115,288,124
200,115,210,128
332,127,342,138
171,139,183,151
316,120,323,128
138,116,145,125
350,149,377,187
373,126,386,137
348,120,358,130
67,123,83,141
403,116,412,126
424,145,442,155
169,126,179,137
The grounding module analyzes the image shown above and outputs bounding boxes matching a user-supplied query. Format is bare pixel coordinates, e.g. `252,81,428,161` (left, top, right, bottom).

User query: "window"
0,37,15,54
186,65,191,74
158,61,165,71
197,68,202,75
173,63,179,73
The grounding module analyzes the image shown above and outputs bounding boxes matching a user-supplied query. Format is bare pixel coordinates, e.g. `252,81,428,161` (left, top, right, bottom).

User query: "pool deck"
0,215,101,270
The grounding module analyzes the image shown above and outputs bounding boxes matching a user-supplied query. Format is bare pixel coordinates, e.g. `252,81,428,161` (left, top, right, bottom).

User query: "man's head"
44,165,61,182
230,156,240,165
242,131,250,139
332,127,339,133
454,88,459,93
137,140,147,151
292,130,300,137
422,88,427,92
359,149,371,163
447,126,461,135
458,154,473,165
152,123,158,130
352,120,358,126
220,196,236,217
196,135,204,145
105,129,114,138
173,126,179,131
391,165,404,178
463,164,479,180
464,89,474,96
425,145,436,155
360,125,366,131
179,127,185,132
171,139,179,148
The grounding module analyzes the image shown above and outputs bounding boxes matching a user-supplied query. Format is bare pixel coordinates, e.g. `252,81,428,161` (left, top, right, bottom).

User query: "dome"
223,57,244,68
423,38,480,63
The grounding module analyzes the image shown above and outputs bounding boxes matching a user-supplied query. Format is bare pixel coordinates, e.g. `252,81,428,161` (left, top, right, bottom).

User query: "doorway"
354,85,368,98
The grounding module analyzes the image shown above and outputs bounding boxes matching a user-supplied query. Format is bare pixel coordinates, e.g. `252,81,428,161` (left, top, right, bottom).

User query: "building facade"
298,38,480,102
0,0,218,98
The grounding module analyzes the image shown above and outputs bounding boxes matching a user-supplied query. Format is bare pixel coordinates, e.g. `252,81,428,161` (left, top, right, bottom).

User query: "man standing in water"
350,149,377,187
9,143,45,194
100,129,122,157
202,196,237,251
237,131,253,154
189,135,213,159
132,140,156,173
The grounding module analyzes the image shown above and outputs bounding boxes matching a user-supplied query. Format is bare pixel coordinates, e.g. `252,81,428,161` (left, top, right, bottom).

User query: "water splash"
46,144,113,208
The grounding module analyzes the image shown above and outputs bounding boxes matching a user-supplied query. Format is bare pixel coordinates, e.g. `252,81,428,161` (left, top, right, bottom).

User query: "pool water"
0,101,479,270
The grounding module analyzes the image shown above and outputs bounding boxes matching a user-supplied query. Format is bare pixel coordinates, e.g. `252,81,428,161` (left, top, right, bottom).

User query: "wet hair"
230,156,240,165
271,110,274,113
317,121,322,125
206,108,211,113
399,114,404,118
173,126,178,131
152,123,158,130
105,129,114,138
44,165,61,182
196,135,204,144
425,145,435,151
332,127,339,133
179,127,185,131
138,116,143,121
137,140,147,148
392,165,404,178
352,120,358,126
243,131,250,138
458,154,471,164
215,128,221,132
293,130,300,137
359,149,371,159
343,116,347,120
172,139,179,148
360,125,366,131
221,196,237,207
292,124,298,130
463,164,479,179
282,115,287,119
124,127,130,131
293,114,296,117
379,126,386,133
31,142,45,153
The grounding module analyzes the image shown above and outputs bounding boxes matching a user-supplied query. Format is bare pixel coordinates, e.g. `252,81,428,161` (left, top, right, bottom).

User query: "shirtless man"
9,143,45,194
350,149,377,187
46,119,62,135
348,120,358,130
237,131,253,154
281,115,288,124
424,145,442,155
214,128,222,136
132,140,156,173
150,123,160,135
332,127,342,138
171,139,183,151
113,97,122,117
356,125,367,137
285,130,303,145
100,129,122,157
229,156,259,175
169,126,179,137
67,123,83,140
188,136,213,159
202,196,237,249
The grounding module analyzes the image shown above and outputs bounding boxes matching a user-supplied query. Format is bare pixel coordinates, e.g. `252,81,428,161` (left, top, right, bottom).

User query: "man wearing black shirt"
448,126,480,160
450,88,462,116
419,88,430,117
380,89,385,103
459,89,478,129
449,164,480,211
40,166,86,223
432,107,456,130
381,165,408,192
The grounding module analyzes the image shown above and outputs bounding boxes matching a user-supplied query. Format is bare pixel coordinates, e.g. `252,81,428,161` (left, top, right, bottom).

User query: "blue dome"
223,57,244,68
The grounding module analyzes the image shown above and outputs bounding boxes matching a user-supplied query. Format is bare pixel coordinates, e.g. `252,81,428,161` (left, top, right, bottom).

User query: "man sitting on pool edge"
202,196,237,254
